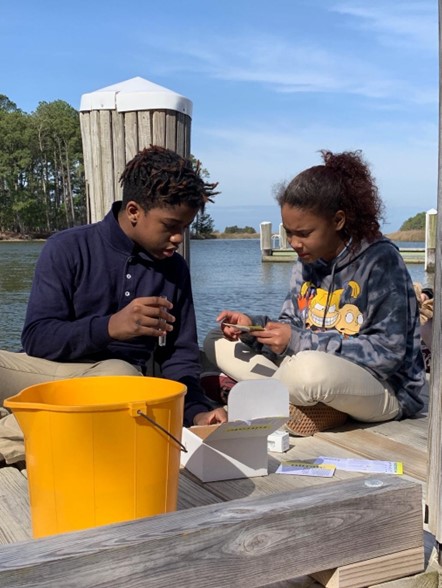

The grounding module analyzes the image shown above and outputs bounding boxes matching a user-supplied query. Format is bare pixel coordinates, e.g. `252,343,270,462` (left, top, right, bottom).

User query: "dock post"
279,223,288,249
425,208,437,272
260,222,272,259
79,77,193,262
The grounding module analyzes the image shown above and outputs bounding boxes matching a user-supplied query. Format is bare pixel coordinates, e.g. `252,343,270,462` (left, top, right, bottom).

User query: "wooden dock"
259,219,435,268
262,247,426,263
0,379,437,587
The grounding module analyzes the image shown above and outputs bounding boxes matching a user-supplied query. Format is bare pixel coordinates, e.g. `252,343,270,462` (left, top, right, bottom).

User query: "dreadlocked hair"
276,149,384,247
119,145,219,213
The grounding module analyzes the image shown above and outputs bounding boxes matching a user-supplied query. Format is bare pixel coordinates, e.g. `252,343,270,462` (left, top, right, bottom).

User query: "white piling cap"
80,76,192,116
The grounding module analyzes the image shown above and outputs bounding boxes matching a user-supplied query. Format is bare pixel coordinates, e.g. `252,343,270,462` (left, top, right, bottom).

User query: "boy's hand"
193,407,228,426
108,296,175,340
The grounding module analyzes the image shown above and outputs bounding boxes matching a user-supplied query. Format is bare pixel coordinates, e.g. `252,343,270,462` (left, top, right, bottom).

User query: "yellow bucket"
4,375,186,538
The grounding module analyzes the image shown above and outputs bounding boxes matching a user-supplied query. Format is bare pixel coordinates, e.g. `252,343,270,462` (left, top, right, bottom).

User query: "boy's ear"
126,201,142,225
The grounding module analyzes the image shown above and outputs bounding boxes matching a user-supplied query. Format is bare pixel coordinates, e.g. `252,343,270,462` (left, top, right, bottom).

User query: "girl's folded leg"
273,350,400,423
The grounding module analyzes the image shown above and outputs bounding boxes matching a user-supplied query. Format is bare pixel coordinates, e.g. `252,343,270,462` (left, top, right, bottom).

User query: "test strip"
159,295,167,346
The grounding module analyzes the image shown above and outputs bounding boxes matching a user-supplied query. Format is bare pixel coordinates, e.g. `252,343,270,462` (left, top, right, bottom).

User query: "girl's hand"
252,321,291,355
216,310,252,341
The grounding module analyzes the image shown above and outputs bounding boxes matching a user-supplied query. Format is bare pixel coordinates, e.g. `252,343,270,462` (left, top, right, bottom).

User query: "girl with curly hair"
204,150,425,433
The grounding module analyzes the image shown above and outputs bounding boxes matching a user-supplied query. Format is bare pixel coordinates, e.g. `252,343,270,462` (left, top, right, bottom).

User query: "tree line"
400,212,426,231
0,95,85,236
4,91,420,239
0,95,220,239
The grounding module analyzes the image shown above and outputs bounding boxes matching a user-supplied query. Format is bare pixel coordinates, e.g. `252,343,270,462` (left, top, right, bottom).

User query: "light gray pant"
204,330,400,423
0,351,142,464
421,319,433,351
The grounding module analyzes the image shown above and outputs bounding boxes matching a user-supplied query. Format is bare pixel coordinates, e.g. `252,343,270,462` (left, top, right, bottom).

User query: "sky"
1,0,438,233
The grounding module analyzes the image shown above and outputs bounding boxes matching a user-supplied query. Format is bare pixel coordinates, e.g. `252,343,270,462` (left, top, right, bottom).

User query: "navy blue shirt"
22,202,215,425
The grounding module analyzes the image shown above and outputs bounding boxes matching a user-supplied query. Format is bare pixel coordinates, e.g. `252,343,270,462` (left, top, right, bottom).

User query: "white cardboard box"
180,379,289,482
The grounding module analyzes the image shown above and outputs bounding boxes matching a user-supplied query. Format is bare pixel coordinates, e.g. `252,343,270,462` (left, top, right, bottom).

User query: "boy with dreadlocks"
0,146,227,463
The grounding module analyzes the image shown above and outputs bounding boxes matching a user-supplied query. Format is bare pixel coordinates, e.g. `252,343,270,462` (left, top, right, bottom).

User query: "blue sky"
1,0,438,232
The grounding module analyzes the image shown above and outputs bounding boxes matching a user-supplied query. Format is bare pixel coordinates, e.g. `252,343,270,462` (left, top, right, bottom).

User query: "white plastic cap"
80,76,192,116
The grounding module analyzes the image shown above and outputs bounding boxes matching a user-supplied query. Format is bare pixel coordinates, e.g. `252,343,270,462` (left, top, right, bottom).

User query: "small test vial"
158,295,167,347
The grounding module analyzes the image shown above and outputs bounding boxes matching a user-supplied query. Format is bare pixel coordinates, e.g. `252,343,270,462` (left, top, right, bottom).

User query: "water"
191,239,294,344
0,242,44,351
0,239,431,351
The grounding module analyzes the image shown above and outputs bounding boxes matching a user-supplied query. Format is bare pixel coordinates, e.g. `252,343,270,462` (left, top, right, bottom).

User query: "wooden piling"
425,208,437,272
79,77,193,260
260,221,273,258
279,223,288,249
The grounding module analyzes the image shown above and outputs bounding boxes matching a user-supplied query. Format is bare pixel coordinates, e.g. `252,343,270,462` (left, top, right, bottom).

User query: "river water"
0,239,430,351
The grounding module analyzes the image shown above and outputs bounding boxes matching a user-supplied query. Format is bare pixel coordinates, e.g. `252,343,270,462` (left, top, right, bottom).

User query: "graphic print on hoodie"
298,280,363,337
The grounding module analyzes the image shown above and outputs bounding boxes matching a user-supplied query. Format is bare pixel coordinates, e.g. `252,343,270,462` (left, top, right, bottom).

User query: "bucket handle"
136,410,188,453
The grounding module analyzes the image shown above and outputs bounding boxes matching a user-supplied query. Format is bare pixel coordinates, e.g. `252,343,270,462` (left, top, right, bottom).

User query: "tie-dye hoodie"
249,236,425,419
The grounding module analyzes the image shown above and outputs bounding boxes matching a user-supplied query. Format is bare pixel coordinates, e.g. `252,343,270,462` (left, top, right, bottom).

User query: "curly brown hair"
120,145,219,212
275,150,384,245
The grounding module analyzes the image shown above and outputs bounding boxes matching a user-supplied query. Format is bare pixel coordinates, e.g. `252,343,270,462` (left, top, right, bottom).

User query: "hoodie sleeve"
21,234,113,359
278,246,422,383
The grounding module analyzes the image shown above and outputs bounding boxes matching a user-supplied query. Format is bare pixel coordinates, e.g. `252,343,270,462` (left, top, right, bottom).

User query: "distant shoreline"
0,231,49,242
384,229,425,242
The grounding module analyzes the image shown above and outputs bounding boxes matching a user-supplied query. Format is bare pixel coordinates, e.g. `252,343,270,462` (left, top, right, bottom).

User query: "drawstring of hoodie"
320,238,352,330
322,261,337,330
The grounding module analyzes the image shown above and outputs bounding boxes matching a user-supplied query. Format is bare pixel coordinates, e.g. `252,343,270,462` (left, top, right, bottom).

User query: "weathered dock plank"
0,467,31,544
311,547,424,588
0,475,423,588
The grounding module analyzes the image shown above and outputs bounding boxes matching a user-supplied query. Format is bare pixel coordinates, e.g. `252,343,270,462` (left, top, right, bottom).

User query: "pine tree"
189,155,216,239
191,211,215,239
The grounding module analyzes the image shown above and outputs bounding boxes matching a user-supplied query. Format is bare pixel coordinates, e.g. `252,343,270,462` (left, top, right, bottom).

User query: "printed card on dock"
276,460,336,477
315,457,403,474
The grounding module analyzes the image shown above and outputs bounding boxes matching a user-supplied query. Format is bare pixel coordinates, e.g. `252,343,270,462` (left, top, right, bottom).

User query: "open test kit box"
180,379,289,482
